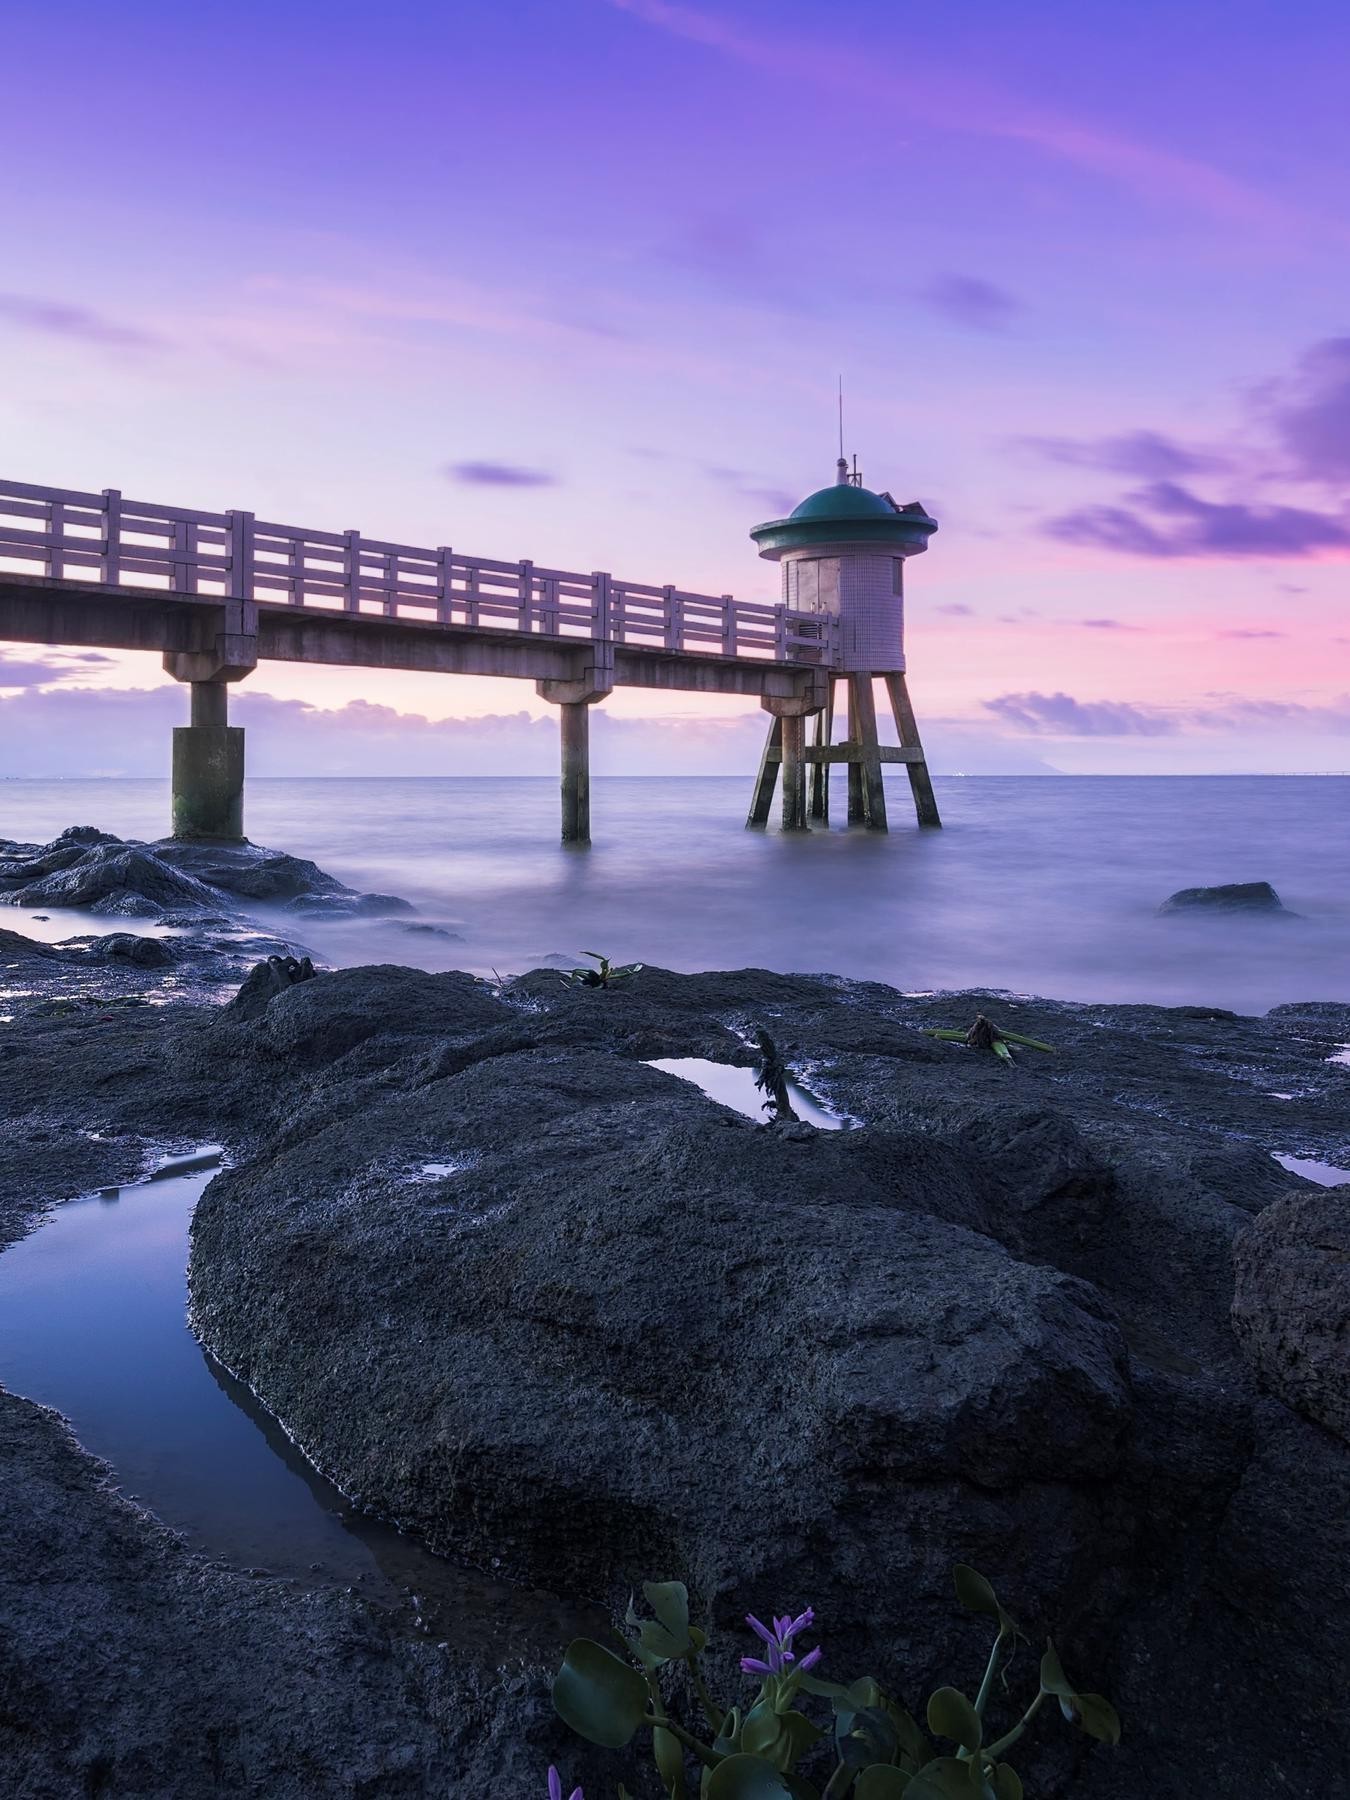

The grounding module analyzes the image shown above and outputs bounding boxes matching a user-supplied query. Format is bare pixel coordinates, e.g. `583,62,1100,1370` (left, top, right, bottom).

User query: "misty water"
2,774,1347,1011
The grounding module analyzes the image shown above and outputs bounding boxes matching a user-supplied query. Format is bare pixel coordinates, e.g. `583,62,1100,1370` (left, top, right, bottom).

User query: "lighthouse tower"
746,459,941,832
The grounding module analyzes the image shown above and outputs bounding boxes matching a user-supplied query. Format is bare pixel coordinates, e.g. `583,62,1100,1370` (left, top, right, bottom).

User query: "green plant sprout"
564,952,645,989
923,1016,1055,1067
551,1566,1118,1798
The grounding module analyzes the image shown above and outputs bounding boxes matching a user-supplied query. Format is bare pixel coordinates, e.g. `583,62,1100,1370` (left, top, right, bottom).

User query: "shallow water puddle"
647,1057,848,1129
1272,1151,1350,1187
0,1151,586,1654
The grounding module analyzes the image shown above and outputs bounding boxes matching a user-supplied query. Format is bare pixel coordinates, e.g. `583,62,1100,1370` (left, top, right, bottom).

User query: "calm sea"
2,776,1346,1014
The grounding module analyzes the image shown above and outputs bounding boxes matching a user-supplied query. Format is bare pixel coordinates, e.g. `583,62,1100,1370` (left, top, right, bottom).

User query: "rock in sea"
1158,880,1292,916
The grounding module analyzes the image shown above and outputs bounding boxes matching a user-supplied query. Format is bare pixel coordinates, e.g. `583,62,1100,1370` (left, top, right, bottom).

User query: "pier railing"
0,478,836,665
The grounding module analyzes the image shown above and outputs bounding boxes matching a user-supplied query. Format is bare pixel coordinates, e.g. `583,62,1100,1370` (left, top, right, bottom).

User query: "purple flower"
740,1606,822,1678
547,1768,583,1800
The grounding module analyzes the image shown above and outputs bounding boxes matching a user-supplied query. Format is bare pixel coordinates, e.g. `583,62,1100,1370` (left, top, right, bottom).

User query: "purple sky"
2,0,1348,773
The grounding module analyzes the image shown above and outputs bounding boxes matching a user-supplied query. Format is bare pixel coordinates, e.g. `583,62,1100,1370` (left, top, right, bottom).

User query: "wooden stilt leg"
885,672,941,828
852,675,888,831
746,715,782,828
846,677,865,825
780,713,808,832
808,678,833,822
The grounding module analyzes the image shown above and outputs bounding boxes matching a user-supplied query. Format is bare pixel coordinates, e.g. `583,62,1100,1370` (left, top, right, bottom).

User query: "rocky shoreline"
0,829,1347,1798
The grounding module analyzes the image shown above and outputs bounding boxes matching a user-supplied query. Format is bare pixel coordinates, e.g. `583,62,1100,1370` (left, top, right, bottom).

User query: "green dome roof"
749,478,938,559
789,484,900,522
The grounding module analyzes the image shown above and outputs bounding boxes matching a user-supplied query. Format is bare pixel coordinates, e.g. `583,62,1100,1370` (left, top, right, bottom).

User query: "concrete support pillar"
559,700,591,844
885,672,942,828
163,604,258,843
808,679,834,823
779,713,808,833
172,682,244,840
754,676,825,834
537,646,614,846
746,716,782,828
852,675,888,831
846,679,866,825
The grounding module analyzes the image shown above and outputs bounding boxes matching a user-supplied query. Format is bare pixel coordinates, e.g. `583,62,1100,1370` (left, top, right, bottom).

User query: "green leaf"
775,1712,824,1772
999,1031,1054,1053
742,1704,783,1759
704,1754,797,1799
906,1759,981,1800
856,1768,913,1799
988,1764,1023,1800
552,1638,648,1749
1039,1642,1074,1699
992,1040,1013,1063
643,1582,692,1652
926,1688,982,1753
886,1706,929,1769
952,1565,1001,1619
839,1705,899,1769
654,1724,687,1797
1068,1694,1121,1746
712,1706,742,1759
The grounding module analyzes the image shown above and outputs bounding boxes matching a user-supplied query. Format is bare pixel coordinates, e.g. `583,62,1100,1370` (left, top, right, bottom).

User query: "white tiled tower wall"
782,549,906,672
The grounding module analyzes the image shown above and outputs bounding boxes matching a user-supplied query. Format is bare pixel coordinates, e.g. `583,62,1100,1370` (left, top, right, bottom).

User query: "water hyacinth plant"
551,1567,1118,1798
564,951,645,989
923,1016,1055,1067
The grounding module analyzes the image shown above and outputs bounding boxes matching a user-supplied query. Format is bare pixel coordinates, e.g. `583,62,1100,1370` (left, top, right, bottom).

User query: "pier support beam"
163,612,257,843
752,676,827,834
884,672,941,828
171,683,246,840
558,701,592,843
538,645,614,845
808,678,834,823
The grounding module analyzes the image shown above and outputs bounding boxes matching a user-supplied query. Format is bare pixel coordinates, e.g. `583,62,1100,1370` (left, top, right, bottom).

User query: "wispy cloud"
1080,617,1145,631
983,691,1174,736
1017,429,1228,479
936,602,975,617
1217,628,1286,639
920,274,1024,333
1045,481,1350,559
607,0,1296,229
1262,336,1350,484
0,294,164,351
444,461,559,488
0,651,118,688
984,688,1350,737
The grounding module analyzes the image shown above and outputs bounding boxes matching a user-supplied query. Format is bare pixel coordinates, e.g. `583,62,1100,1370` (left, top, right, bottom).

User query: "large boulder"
190,1040,1132,1701
1231,1188,1350,1443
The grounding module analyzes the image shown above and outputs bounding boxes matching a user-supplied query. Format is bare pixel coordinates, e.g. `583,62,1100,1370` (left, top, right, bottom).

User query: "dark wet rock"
0,830,415,932
1,844,222,911
1232,1187,1350,1444
1158,880,1292,915
86,932,178,969
222,955,319,1023
4,958,1350,1795
285,890,416,919
0,1388,579,1800
88,888,168,919
150,840,350,902
211,963,511,1069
